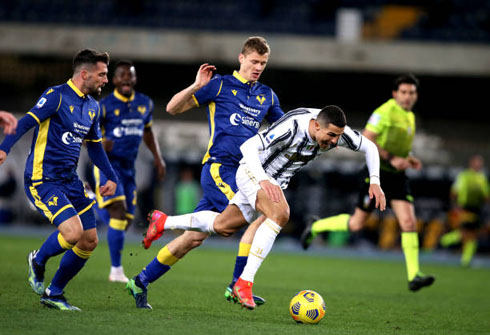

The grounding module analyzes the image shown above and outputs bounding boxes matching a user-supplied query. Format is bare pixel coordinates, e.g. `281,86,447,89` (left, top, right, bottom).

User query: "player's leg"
224,216,266,305
94,164,129,281
461,227,478,267
40,213,88,311
105,200,129,282
233,186,290,309
392,200,434,291
127,230,208,309
25,182,81,295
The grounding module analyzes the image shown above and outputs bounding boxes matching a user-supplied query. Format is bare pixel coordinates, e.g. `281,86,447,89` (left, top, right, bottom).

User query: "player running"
94,60,166,283
0,49,117,310
140,105,386,309
126,36,283,309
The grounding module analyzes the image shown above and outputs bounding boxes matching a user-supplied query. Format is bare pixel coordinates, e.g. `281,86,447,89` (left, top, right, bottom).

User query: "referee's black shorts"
356,167,413,213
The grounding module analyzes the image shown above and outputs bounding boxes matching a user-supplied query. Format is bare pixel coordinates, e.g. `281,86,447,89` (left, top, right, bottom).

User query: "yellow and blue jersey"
99,89,153,162
24,79,102,182
194,71,283,167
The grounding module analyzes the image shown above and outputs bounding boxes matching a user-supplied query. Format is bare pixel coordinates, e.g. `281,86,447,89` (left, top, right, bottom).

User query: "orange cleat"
142,210,168,249
233,278,256,310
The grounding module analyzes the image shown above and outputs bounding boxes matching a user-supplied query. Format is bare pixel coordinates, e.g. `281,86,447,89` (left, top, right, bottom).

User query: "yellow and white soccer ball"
289,290,326,324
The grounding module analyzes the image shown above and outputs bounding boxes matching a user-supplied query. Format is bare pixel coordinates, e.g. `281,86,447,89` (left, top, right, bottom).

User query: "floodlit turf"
0,234,489,335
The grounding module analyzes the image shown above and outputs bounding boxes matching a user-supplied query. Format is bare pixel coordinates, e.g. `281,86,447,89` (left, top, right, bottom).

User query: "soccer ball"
289,290,326,324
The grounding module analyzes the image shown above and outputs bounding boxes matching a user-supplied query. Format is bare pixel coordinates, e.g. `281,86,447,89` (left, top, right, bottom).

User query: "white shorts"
229,164,279,223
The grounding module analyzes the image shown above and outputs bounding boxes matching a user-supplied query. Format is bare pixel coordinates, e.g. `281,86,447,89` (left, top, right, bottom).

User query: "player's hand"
194,63,216,89
155,158,167,181
0,111,17,135
0,150,7,166
368,184,386,211
102,138,114,152
407,156,422,170
100,180,117,196
389,156,410,171
259,180,282,203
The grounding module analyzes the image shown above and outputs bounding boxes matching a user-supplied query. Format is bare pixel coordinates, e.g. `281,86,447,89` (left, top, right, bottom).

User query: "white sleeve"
339,126,380,185
358,135,381,185
239,135,269,183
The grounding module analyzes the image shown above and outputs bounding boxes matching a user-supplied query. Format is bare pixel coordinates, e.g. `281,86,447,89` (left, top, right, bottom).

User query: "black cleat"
409,274,435,292
40,291,81,311
300,216,319,250
126,277,152,309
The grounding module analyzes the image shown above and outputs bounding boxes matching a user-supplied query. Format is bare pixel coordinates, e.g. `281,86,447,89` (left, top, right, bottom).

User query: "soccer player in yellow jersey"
441,155,489,266
301,74,435,291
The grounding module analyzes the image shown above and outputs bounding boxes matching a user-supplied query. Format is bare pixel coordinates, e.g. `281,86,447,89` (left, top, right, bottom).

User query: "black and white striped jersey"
239,107,379,189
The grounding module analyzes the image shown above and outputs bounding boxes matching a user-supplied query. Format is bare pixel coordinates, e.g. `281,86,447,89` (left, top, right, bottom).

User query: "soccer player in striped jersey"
0,49,117,310
301,74,435,292
94,60,166,283
127,36,283,309
139,106,386,309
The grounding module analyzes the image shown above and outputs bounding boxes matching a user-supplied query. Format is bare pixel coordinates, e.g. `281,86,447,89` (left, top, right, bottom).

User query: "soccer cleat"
409,274,435,292
28,250,45,295
233,278,256,310
40,292,81,311
126,277,152,309
224,287,266,306
109,268,129,283
142,210,168,249
300,215,319,250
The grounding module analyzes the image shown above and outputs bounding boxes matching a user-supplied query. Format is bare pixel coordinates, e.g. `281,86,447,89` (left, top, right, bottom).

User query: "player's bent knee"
270,209,290,226
349,220,364,232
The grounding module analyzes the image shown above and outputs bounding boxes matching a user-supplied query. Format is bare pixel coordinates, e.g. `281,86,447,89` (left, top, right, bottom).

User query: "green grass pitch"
0,234,488,335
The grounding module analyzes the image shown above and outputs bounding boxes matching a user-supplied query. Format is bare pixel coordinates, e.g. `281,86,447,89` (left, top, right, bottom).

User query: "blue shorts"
25,177,96,229
195,162,238,213
94,158,137,219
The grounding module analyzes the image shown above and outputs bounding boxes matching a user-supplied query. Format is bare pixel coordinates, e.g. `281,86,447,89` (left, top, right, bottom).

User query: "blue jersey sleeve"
144,98,153,127
85,103,103,142
193,75,223,107
265,90,284,124
27,88,62,124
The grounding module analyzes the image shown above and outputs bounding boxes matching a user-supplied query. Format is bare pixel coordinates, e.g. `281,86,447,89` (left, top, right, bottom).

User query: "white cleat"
109,266,129,283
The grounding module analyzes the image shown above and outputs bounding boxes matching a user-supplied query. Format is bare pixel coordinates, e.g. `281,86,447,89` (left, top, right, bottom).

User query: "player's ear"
238,53,245,64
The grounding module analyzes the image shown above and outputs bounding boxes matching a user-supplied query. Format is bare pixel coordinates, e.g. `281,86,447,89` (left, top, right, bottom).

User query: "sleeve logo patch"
368,113,380,126
36,97,47,108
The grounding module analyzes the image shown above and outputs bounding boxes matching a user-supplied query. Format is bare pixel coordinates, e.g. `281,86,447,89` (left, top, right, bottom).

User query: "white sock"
165,211,218,234
240,218,281,283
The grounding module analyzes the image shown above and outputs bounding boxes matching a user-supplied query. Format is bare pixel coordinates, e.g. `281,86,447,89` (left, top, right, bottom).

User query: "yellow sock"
461,240,477,267
109,218,128,231
402,232,420,281
237,242,251,257
311,214,350,236
157,245,179,266
440,230,462,247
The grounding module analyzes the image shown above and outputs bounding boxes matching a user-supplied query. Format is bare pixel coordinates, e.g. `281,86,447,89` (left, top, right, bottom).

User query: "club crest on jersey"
114,109,120,116
231,89,237,96
36,97,47,108
69,106,74,113
88,110,96,120
47,196,58,207
138,106,146,114
256,95,266,105
265,134,275,144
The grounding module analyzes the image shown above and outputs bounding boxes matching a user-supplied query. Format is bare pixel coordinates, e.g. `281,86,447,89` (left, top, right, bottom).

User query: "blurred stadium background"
0,0,489,257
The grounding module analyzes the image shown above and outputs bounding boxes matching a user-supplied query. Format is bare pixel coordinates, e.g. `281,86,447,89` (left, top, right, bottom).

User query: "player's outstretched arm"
166,63,216,115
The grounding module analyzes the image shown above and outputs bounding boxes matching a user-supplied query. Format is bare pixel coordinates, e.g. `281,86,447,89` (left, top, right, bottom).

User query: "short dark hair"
242,36,270,56
114,59,134,71
73,49,110,73
317,105,347,128
393,73,419,91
